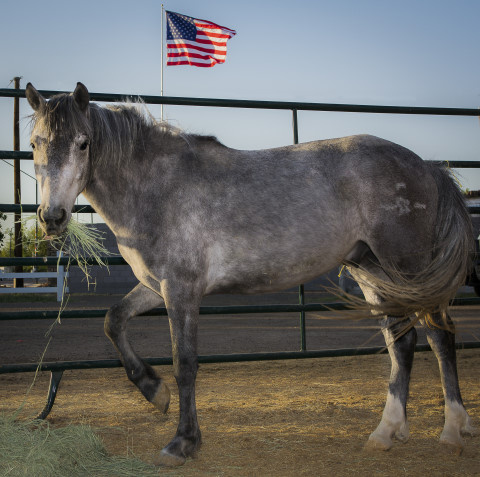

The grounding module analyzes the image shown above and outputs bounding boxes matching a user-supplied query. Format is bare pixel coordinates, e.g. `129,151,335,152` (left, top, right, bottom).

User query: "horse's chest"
117,243,160,288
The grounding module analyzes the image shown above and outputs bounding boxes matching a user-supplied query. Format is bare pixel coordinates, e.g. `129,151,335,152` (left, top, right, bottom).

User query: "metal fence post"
13,77,23,288
292,109,307,351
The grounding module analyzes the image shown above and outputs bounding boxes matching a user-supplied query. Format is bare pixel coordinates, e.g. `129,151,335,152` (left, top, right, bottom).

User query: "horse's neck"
82,158,138,236
82,140,174,236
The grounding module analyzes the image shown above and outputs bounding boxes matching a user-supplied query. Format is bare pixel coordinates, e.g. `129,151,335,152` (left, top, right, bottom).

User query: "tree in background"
0,220,48,271
0,212,6,248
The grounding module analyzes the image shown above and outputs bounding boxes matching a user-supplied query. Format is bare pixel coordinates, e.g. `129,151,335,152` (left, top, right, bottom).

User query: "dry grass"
0,415,160,476
1,351,479,476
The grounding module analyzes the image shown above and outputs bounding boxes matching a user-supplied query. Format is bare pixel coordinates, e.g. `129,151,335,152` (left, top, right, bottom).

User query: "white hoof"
365,393,408,451
440,436,464,456
154,449,186,467
365,432,393,451
440,400,475,453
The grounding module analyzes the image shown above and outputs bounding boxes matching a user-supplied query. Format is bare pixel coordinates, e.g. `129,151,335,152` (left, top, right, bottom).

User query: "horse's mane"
31,93,224,167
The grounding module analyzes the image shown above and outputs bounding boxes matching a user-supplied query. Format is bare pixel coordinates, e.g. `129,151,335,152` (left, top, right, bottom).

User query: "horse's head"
26,82,92,237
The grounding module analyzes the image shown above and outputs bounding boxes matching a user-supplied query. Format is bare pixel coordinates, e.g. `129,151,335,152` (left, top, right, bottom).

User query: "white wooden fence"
0,256,68,301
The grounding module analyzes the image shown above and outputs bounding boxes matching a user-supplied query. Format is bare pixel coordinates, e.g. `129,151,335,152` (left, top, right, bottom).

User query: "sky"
1,0,480,228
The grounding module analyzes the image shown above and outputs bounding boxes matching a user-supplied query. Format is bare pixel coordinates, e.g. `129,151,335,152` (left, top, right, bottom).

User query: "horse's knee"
104,304,124,342
173,356,199,384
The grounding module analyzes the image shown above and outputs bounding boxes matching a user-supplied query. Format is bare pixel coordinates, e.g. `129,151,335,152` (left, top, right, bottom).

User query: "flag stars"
167,12,197,41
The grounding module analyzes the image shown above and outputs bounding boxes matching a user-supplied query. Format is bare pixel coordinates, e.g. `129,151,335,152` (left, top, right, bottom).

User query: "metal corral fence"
1,87,480,418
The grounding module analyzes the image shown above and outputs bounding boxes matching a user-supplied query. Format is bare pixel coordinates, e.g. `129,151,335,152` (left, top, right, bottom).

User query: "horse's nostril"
38,206,44,223
54,208,68,226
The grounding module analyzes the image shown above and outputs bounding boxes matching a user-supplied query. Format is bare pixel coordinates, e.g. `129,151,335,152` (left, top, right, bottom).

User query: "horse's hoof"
150,380,170,414
440,428,465,456
154,449,186,467
440,440,463,456
154,434,201,466
364,433,393,451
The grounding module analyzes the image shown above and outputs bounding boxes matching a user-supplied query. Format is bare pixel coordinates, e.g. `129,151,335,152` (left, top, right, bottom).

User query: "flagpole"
161,4,165,121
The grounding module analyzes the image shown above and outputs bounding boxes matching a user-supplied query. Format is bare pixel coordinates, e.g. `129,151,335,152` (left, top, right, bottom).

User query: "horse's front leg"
156,281,202,467
366,316,417,450
104,283,171,413
424,312,476,452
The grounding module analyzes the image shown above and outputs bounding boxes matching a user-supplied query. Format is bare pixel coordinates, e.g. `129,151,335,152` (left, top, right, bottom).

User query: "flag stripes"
166,11,236,68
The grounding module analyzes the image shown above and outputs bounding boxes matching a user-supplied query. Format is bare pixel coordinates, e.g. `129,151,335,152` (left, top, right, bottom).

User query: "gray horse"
25,82,476,466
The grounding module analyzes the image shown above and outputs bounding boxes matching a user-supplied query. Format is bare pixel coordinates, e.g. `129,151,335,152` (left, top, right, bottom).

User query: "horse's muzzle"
38,205,69,237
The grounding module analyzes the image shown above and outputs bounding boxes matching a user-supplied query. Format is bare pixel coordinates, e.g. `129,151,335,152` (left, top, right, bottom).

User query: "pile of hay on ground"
0,415,158,476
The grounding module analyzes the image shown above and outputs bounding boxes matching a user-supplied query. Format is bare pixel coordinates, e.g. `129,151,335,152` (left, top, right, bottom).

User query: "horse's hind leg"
423,312,476,451
104,283,171,413
365,315,417,450
349,266,417,451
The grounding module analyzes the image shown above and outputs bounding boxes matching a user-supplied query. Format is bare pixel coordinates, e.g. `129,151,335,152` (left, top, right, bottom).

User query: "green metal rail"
0,297,479,322
1,87,480,116
3,342,480,376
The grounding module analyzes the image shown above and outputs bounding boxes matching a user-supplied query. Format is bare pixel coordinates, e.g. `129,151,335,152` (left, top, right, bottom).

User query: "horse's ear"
25,83,46,112
73,82,89,112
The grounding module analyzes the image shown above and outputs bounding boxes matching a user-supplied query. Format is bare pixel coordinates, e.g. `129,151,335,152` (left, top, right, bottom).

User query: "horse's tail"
422,164,474,316
351,163,474,322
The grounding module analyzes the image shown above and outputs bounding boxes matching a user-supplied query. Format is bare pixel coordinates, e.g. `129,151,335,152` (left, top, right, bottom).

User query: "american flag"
166,11,236,67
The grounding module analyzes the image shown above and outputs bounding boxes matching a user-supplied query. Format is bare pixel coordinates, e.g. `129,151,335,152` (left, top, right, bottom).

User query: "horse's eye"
30,142,36,150
79,141,89,151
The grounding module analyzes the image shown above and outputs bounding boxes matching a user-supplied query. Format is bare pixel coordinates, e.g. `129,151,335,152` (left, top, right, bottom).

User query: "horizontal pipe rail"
0,256,126,266
0,203,95,213
0,151,31,160
0,302,356,320
0,303,349,321
1,88,480,117
2,341,480,375
0,297,479,322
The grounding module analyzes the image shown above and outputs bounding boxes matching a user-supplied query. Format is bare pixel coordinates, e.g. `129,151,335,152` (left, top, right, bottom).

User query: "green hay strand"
54,218,113,291
0,415,159,477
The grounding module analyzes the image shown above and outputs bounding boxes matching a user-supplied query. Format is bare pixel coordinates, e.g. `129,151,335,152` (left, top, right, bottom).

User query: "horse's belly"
204,245,342,295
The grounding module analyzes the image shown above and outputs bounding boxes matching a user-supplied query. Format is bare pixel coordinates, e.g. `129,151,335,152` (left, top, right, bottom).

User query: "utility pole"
161,4,165,121
13,76,23,288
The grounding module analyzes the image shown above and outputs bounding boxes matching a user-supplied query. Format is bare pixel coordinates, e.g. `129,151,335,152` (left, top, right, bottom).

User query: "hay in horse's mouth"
59,219,113,290
20,214,113,291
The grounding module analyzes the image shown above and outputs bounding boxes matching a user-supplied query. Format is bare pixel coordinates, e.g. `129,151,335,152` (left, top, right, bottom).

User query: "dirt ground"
1,296,479,476
1,352,479,476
